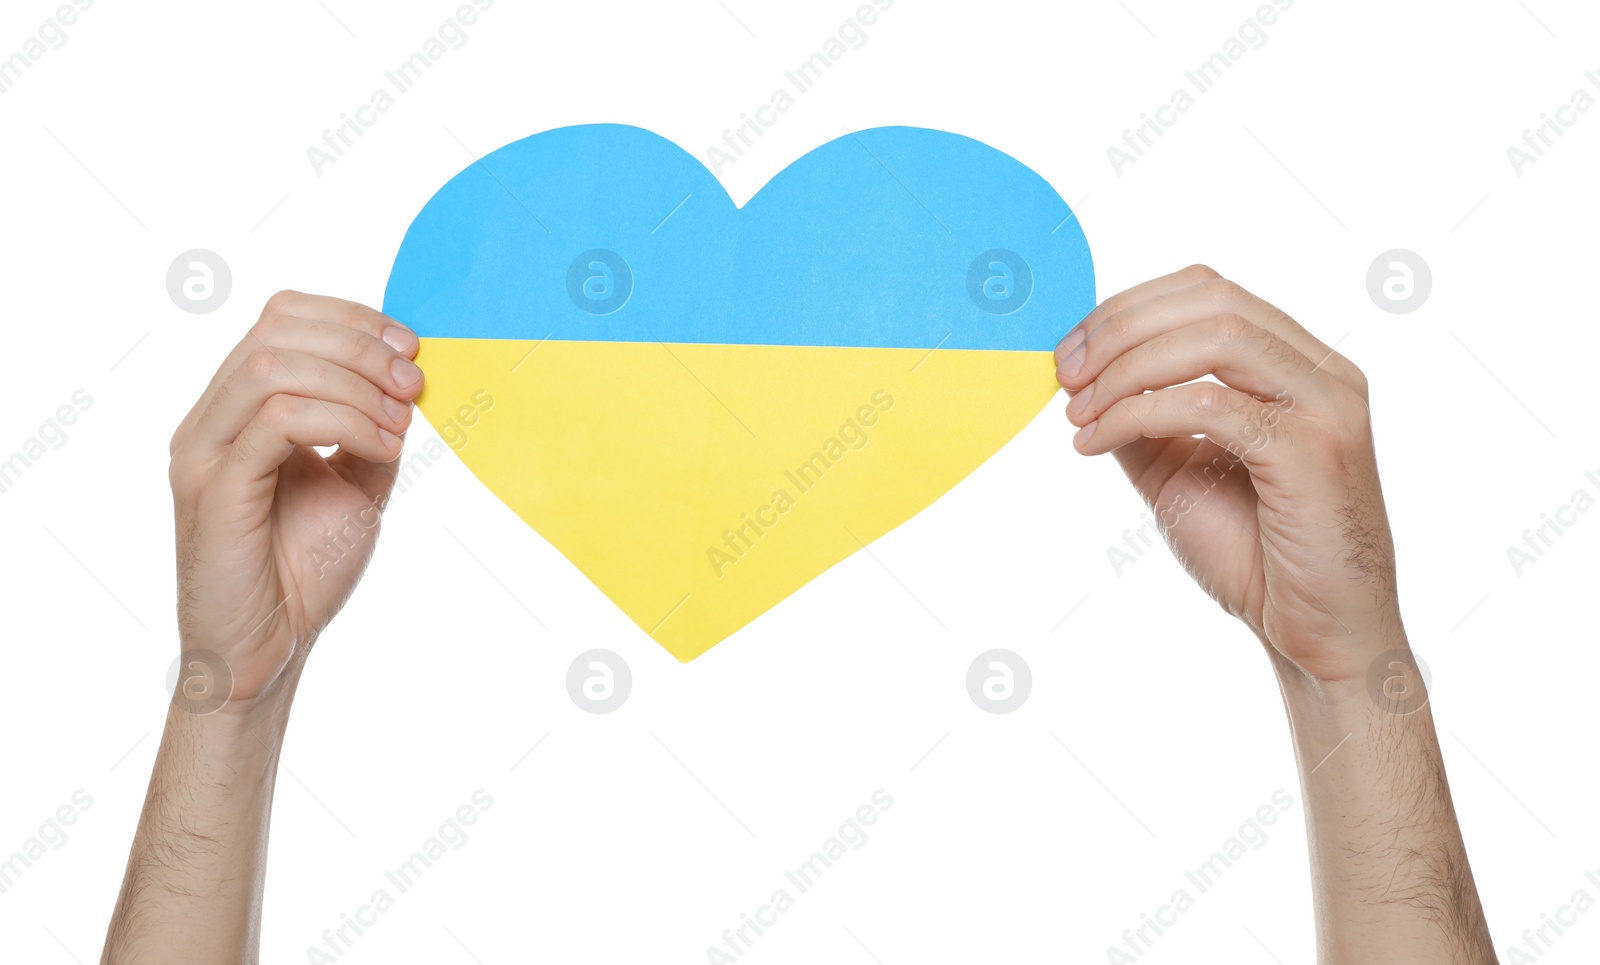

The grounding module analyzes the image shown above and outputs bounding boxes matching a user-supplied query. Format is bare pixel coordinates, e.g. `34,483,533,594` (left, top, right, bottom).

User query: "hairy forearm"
101,681,297,965
1274,640,1495,964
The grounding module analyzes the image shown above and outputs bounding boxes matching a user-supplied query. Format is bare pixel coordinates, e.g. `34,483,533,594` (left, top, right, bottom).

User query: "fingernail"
382,325,416,355
379,428,401,451
1066,383,1095,422
1057,329,1087,380
391,356,423,388
1073,421,1097,452
381,395,408,424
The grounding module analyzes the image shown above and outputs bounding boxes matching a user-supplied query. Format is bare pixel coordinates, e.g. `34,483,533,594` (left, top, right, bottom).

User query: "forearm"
1274,639,1494,964
101,679,298,965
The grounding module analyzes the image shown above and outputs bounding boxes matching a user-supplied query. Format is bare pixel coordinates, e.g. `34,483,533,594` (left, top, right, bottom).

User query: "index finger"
1055,264,1220,366
261,290,407,344
170,292,414,457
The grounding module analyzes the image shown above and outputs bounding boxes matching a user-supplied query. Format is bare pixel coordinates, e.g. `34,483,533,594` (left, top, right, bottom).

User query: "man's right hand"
166,291,423,711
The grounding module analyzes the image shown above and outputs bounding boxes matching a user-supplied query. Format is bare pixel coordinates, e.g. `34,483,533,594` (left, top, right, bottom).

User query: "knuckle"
167,456,198,500
1182,263,1221,283
1193,382,1233,416
1102,308,1133,343
1202,276,1247,307
1345,362,1370,399
242,347,280,382
347,328,381,365
260,393,297,429
336,300,379,334
1210,312,1254,345
349,302,384,332
248,315,279,343
264,289,301,317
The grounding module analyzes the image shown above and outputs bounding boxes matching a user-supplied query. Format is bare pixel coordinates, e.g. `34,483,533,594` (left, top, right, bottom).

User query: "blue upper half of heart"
383,124,1095,352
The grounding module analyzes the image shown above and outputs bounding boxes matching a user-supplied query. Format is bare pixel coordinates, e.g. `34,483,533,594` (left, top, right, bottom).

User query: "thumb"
328,432,405,504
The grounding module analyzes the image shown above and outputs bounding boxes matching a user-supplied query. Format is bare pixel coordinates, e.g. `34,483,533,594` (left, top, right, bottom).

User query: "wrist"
1275,668,1385,742
165,695,292,765
1270,635,1440,781
168,660,302,758
1261,603,1410,687
174,630,308,724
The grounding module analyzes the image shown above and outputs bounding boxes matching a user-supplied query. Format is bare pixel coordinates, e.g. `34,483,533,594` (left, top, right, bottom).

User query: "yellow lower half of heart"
415,337,1059,661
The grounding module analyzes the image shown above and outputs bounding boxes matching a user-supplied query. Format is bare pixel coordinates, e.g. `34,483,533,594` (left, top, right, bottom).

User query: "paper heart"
384,124,1094,661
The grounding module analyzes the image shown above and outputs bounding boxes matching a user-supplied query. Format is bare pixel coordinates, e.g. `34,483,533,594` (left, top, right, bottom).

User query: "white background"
1,0,1596,962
